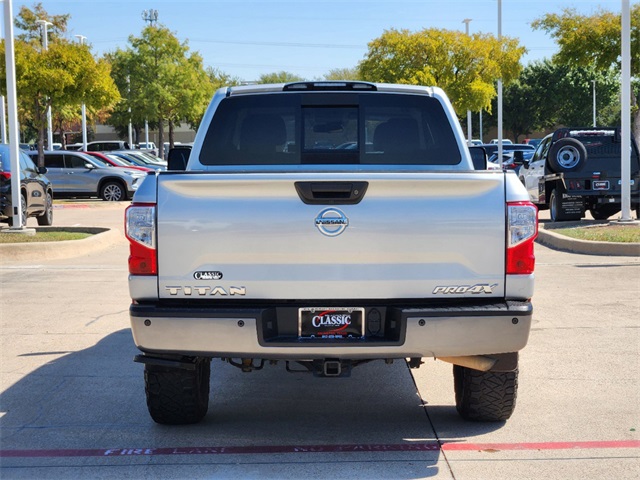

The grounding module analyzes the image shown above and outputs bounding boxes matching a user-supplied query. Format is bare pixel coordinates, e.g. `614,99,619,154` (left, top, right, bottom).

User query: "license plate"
298,308,365,338
593,180,610,190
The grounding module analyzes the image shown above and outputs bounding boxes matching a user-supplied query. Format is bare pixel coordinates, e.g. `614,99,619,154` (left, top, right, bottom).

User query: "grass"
552,225,640,243
0,231,92,243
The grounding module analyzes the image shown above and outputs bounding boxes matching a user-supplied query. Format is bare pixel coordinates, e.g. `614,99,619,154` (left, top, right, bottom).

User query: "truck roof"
226,81,439,97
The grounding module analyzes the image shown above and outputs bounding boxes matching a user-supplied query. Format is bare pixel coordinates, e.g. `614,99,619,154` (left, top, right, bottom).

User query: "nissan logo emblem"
315,208,349,237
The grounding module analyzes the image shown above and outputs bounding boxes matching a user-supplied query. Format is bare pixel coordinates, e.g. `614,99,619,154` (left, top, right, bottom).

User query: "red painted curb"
1,440,638,458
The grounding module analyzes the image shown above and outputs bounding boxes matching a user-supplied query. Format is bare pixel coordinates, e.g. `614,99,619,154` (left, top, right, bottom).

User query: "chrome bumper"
130,301,532,359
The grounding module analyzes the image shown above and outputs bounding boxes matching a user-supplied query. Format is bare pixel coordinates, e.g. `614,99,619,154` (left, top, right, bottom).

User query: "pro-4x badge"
432,284,498,294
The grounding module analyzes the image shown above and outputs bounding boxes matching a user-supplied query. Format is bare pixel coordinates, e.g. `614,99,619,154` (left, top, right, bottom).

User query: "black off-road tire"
100,181,127,201
548,138,587,173
144,358,211,425
37,191,54,226
454,364,518,422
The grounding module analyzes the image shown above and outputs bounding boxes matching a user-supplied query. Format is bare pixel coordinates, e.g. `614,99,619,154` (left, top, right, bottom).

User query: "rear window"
199,93,461,166
0,149,37,172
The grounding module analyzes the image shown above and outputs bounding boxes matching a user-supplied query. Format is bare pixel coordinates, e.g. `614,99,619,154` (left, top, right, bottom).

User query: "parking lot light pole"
497,0,503,167
620,0,632,222
463,19,472,145
75,35,88,151
592,80,596,127
127,76,133,148
35,19,53,150
4,0,26,230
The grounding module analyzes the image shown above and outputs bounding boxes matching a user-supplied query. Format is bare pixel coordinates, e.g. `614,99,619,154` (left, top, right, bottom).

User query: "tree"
14,2,69,44
257,71,305,84
358,28,525,115
0,40,120,165
174,52,215,132
207,67,243,90
532,5,640,144
498,78,538,142
2,4,119,162
484,60,620,141
108,26,213,157
323,67,361,81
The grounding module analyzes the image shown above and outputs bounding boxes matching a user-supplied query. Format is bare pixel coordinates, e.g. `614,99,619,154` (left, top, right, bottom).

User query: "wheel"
547,138,587,173
37,191,53,226
8,194,27,227
549,187,581,222
100,181,126,201
144,358,211,425
549,188,561,222
589,204,619,221
454,364,518,422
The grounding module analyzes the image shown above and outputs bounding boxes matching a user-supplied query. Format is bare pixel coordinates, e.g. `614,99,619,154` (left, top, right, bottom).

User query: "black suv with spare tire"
519,128,640,221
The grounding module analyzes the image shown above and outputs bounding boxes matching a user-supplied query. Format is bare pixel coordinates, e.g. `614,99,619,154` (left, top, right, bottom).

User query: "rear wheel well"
98,178,128,201
98,177,126,191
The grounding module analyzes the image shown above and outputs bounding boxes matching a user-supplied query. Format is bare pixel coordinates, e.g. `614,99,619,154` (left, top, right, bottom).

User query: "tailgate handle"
295,181,368,205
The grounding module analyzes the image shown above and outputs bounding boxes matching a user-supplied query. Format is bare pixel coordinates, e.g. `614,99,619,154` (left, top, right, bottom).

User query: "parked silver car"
27,151,146,201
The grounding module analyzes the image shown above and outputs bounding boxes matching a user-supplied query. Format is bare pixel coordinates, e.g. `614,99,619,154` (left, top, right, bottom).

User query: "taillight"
506,201,538,275
125,203,157,275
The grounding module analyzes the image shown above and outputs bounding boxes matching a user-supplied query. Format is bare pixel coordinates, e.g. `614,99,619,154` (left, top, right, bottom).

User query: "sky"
2,0,633,82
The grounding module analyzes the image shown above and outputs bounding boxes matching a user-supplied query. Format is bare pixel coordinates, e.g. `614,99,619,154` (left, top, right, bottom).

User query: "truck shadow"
1,329,504,478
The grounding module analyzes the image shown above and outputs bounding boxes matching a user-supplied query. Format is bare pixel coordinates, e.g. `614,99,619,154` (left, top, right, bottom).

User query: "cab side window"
45,154,65,168
532,137,551,162
65,154,89,168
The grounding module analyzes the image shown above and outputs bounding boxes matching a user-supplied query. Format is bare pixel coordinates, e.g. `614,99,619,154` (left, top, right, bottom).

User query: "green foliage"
532,5,640,75
14,2,70,44
483,60,620,141
0,40,120,163
358,28,526,114
533,5,640,144
553,225,640,243
1,3,119,160
207,67,243,90
108,26,213,154
257,71,305,84
323,67,361,81
0,231,91,244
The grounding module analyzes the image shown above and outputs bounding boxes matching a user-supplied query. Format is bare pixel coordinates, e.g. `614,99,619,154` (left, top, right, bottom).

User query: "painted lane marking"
1,441,638,458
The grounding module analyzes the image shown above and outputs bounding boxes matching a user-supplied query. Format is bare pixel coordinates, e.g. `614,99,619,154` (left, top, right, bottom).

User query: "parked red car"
84,151,153,173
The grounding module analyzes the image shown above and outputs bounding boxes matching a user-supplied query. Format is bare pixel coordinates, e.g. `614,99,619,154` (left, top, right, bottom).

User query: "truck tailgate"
156,172,506,300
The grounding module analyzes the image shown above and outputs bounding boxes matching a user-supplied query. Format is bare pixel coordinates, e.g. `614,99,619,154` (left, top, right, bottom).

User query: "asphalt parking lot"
1,201,639,479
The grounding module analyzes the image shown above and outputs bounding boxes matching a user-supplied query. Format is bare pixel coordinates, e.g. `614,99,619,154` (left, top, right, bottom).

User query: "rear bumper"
130,301,532,359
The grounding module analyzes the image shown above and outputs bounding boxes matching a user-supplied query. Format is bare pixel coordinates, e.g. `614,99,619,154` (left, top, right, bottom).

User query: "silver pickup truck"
125,82,538,425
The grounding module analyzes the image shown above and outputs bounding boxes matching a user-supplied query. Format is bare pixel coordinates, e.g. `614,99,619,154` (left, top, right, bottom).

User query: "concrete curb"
536,227,640,257
0,227,121,262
